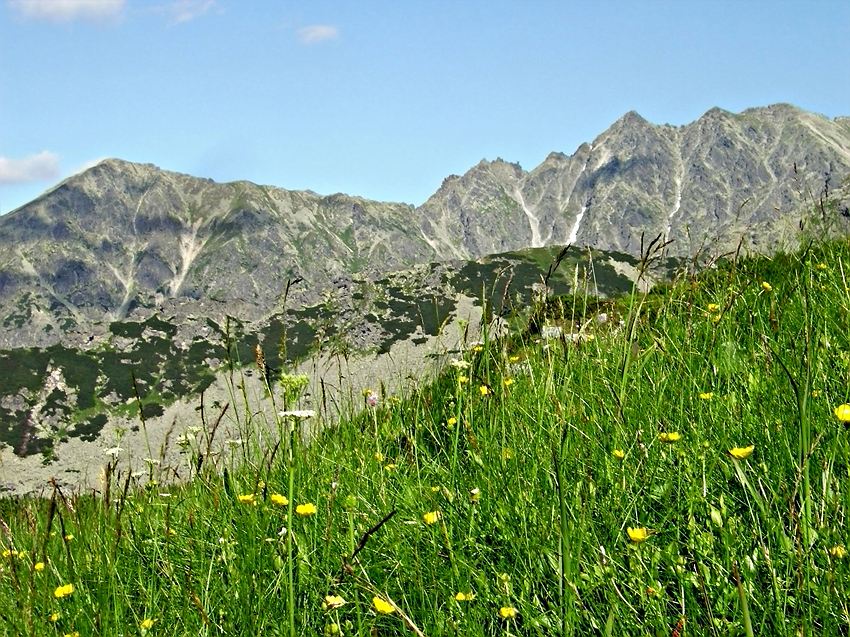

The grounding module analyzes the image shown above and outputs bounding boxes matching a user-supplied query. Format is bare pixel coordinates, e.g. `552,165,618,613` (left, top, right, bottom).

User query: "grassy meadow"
0,236,849,636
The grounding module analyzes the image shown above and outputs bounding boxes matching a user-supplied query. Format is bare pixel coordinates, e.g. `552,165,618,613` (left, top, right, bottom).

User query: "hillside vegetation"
0,236,849,636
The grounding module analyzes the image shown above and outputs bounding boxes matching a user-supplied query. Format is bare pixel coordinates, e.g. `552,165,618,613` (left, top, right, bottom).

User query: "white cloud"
0,151,60,184
7,0,125,22
297,24,339,45
167,0,215,25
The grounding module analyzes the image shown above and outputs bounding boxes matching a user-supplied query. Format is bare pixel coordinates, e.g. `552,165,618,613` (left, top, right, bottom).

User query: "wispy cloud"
0,151,60,185
7,0,125,22
167,0,216,25
297,24,339,45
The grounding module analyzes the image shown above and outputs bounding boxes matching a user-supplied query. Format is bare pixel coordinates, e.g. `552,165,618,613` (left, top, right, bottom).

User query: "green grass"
0,238,849,636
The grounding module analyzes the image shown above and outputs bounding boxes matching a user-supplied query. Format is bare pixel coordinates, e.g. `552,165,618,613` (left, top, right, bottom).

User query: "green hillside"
0,237,848,636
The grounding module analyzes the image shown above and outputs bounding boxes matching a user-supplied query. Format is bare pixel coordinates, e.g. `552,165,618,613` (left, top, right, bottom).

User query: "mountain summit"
1,104,849,346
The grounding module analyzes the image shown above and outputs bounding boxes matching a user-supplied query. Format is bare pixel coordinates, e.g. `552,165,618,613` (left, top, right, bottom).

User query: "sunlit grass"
0,238,848,635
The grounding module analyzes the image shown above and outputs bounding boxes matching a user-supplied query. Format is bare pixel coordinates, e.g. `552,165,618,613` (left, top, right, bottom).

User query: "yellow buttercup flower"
457,375,469,384
372,596,396,614
729,445,755,460
63,632,79,637
761,281,773,292
54,583,75,599
699,392,713,400
446,417,457,427
508,355,520,363
422,511,441,525
627,527,652,543
612,449,625,460
323,594,347,610
237,494,256,505
34,561,45,572
503,378,514,387
816,262,828,271
658,432,681,443
140,618,155,630
384,463,398,472
270,493,289,507
295,503,317,516
454,591,475,601
479,385,491,396
374,451,384,462
48,612,60,622
707,303,720,313
498,606,518,619
829,544,848,559
834,404,850,423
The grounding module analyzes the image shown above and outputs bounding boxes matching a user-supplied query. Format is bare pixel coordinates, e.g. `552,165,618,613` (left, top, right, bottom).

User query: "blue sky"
1,0,849,214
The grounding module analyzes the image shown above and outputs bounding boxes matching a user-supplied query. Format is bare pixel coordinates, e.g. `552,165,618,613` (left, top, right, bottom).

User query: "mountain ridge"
1,103,849,349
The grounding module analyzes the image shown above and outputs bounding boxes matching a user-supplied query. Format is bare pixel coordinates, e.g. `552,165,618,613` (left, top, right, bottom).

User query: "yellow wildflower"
816,262,828,271
508,355,520,362
729,445,755,460
63,632,79,637
54,583,75,599
612,449,625,460
1,549,17,558
707,303,720,313
479,384,491,396
829,544,848,559
140,618,155,630
446,417,457,427
48,612,60,622
374,451,384,462
295,503,317,516
627,527,652,543
457,375,469,384
499,606,518,619
472,344,484,353
761,281,773,292
372,596,396,614
270,493,289,507
699,392,713,400
34,561,45,572
422,511,441,525
501,447,514,460
658,432,681,443
503,378,514,387
322,594,347,610
384,463,398,472
63,534,74,542
834,404,850,423
811,390,822,398
237,494,256,505
454,591,475,601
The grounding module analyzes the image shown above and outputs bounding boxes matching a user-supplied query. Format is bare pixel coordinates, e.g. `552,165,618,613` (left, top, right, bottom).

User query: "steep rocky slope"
1,103,849,352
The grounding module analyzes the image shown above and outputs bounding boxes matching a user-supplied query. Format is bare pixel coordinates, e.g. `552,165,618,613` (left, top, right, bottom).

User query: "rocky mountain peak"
1,104,848,350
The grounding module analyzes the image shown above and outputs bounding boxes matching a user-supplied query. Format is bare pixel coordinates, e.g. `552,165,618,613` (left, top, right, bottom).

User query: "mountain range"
1,103,849,350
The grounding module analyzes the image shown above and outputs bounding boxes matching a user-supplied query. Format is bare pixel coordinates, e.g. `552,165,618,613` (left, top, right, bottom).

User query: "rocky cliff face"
1,104,849,348
419,104,850,259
